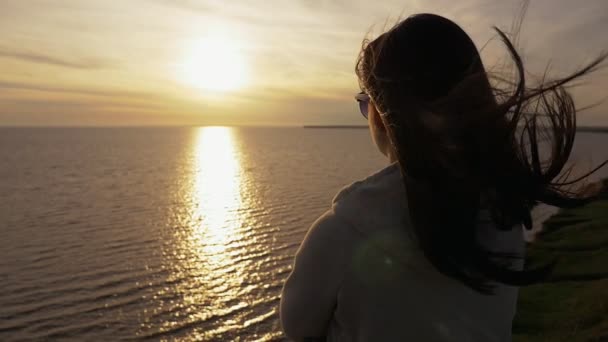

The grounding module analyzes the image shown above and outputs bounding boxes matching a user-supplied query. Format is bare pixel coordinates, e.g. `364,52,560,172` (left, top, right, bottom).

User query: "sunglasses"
355,92,371,119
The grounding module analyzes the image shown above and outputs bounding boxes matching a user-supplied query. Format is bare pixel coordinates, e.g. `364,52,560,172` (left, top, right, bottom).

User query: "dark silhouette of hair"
356,12,608,293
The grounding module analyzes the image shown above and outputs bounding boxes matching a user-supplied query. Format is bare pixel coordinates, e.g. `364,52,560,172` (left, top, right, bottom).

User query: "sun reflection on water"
168,127,250,337
153,127,281,340
191,127,242,258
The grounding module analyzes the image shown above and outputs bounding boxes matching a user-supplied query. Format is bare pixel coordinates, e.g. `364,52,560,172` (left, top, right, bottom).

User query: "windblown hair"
356,12,608,293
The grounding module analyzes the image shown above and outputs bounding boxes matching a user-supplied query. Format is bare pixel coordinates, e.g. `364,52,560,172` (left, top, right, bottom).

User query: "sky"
0,0,607,127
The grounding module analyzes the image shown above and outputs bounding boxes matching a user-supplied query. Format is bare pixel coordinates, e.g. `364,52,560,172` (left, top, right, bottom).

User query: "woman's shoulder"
330,163,406,230
332,162,402,206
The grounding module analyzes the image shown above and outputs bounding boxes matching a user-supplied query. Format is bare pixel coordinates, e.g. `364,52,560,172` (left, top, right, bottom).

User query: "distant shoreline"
577,126,608,133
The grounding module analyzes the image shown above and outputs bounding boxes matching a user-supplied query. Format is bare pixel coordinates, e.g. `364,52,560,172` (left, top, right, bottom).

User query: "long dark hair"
356,12,608,293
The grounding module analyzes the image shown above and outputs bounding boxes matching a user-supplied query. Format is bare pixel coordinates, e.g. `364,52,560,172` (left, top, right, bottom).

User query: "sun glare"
179,35,248,92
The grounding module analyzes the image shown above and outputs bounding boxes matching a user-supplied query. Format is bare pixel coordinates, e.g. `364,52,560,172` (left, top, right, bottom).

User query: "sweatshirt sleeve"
280,209,349,341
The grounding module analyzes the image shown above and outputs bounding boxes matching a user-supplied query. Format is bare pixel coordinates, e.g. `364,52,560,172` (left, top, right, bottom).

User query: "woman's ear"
370,103,386,133
368,102,396,162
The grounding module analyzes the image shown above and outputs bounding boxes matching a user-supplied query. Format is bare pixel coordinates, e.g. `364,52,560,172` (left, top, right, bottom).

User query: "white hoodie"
280,163,524,341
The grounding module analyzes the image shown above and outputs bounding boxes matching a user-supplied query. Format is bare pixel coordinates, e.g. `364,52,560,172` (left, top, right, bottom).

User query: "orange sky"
1,0,607,127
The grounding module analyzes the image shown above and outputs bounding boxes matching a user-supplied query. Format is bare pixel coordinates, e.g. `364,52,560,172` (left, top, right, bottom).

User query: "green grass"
513,179,608,341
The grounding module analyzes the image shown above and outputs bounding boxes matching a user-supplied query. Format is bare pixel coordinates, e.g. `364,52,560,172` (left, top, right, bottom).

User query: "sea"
1,127,607,341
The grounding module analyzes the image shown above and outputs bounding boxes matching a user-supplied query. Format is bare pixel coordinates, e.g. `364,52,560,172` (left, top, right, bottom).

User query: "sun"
179,35,248,92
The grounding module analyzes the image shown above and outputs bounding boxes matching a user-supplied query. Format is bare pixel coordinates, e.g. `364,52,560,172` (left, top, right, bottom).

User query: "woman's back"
280,11,606,342
281,164,524,341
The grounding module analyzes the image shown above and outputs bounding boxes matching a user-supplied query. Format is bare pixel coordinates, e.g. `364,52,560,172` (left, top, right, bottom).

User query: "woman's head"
357,14,498,176
355,13,608,293
359,14,485,106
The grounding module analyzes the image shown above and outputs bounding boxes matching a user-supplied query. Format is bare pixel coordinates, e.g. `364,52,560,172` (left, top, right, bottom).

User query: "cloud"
0,48,111,69
155,0,214,14
0,0,607,126
0,83,173,123
0,81,151,99
0,98,167,113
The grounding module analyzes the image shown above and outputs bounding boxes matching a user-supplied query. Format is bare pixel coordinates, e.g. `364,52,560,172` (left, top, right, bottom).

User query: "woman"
280,13,606,341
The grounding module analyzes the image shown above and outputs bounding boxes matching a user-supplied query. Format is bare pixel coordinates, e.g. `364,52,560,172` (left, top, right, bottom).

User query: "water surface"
0,127,606,340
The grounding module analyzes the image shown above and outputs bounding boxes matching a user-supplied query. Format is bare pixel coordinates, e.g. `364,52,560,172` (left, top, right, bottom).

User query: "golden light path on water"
154,127,282,340
191,127,242,258
187,127,248,339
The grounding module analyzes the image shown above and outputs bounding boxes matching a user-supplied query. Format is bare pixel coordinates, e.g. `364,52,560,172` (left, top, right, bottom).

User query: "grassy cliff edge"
513,179,608,341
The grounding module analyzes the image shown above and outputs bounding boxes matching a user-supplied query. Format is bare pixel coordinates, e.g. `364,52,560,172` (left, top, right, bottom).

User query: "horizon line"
1,124,608,131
